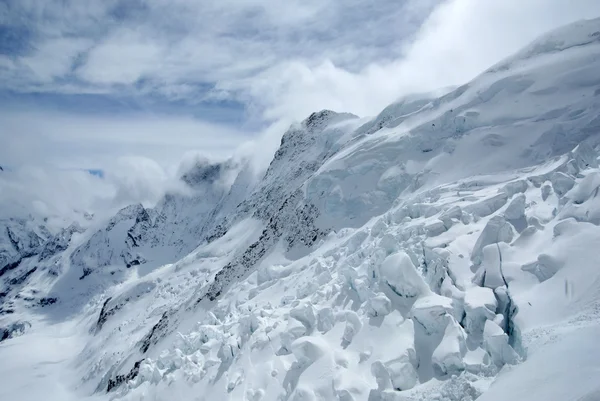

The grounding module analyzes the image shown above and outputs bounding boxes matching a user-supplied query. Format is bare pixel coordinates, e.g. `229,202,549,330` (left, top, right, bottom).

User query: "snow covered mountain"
3,18,600,401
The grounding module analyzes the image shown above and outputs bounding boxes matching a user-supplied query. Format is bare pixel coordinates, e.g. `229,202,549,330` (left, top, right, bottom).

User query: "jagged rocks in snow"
521,253,562,282
493,285,512,334
386,358,418,391
379,234,400,255
410,294,453,335
464,193,508,218
483,320,519,367
371,356,418,393
370,360,393,391
471,216,514,266
238,314,260,342
364,316,418,393
133,360,162,386
278,319,307,355
405,204,440,219
291,336,327,367
566,171,600,204
370,219,388,237
421,247,450,293
439,206,462,229
474,244,506,290
342,311,362,344
217,336,240,363
366,293,393,317
296,281,319,299
379,252,430,298
463,286,497,341
290,303,316,330
504,193,526,221
560,194,600,225
425,220,447,237
431,317,467,377
317,307,334,333
500,180,528,197
550,172,575,196
541,182,553,201
570,142,599,170
463,348,490,374
344,231,369,254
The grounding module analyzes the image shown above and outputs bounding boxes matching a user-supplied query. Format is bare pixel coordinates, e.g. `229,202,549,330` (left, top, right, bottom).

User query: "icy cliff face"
0,218,49,274
68,158,252,279
3,18,600,401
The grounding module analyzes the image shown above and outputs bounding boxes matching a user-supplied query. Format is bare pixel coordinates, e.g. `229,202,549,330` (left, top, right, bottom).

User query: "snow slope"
3,17,600,401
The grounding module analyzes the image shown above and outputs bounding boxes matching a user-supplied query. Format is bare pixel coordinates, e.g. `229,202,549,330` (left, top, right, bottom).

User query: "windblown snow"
3,18,600,401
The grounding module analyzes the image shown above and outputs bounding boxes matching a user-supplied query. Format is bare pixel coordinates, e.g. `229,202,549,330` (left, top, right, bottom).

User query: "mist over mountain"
2,7,600,401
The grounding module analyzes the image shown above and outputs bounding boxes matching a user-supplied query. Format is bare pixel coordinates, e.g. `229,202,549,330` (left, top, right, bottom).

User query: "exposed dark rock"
105,204,146,231
95,297,125,332
181,161,223,187
139,312,169,353
0,258,21,278
0,321,31,343
107,359,144,392
79,267,92,280
39,223,84,261
204,223,228,244
8,266,37,285
39,297,57,306
6,225,45,257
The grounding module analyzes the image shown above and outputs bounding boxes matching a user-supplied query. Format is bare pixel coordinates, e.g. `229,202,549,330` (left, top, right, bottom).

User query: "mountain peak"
181,161,224,187
302,109,358,131
489,17,600,73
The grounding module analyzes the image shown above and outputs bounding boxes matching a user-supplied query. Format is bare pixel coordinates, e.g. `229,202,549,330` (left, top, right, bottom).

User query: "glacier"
2,17,600,401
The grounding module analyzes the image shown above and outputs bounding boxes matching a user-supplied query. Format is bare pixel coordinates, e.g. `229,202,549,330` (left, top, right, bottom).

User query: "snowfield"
3,17,600,401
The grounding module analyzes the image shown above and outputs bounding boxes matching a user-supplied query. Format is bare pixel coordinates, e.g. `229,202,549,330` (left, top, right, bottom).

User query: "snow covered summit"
3,17,600,401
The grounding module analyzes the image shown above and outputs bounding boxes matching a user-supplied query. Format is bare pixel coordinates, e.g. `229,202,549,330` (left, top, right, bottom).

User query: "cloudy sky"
1,0,600,221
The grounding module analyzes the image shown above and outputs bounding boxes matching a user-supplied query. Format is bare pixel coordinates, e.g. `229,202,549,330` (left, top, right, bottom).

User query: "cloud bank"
1,0,599,224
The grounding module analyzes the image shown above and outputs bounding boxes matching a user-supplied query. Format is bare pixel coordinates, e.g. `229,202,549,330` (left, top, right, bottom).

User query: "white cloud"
0,108,250,224
78,29,163,85
3,0,600,226
104,156,170,207
0,158,174,228
0,166,114,225
5,0,600,115
226,0,600,122
0,109,247,169
2,0,439,94
393,0,600,91
20,37,91,83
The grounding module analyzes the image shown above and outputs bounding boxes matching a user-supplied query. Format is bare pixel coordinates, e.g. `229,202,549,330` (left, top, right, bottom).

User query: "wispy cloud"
0,109,247,169
0,0,440,102
1,0,599,223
